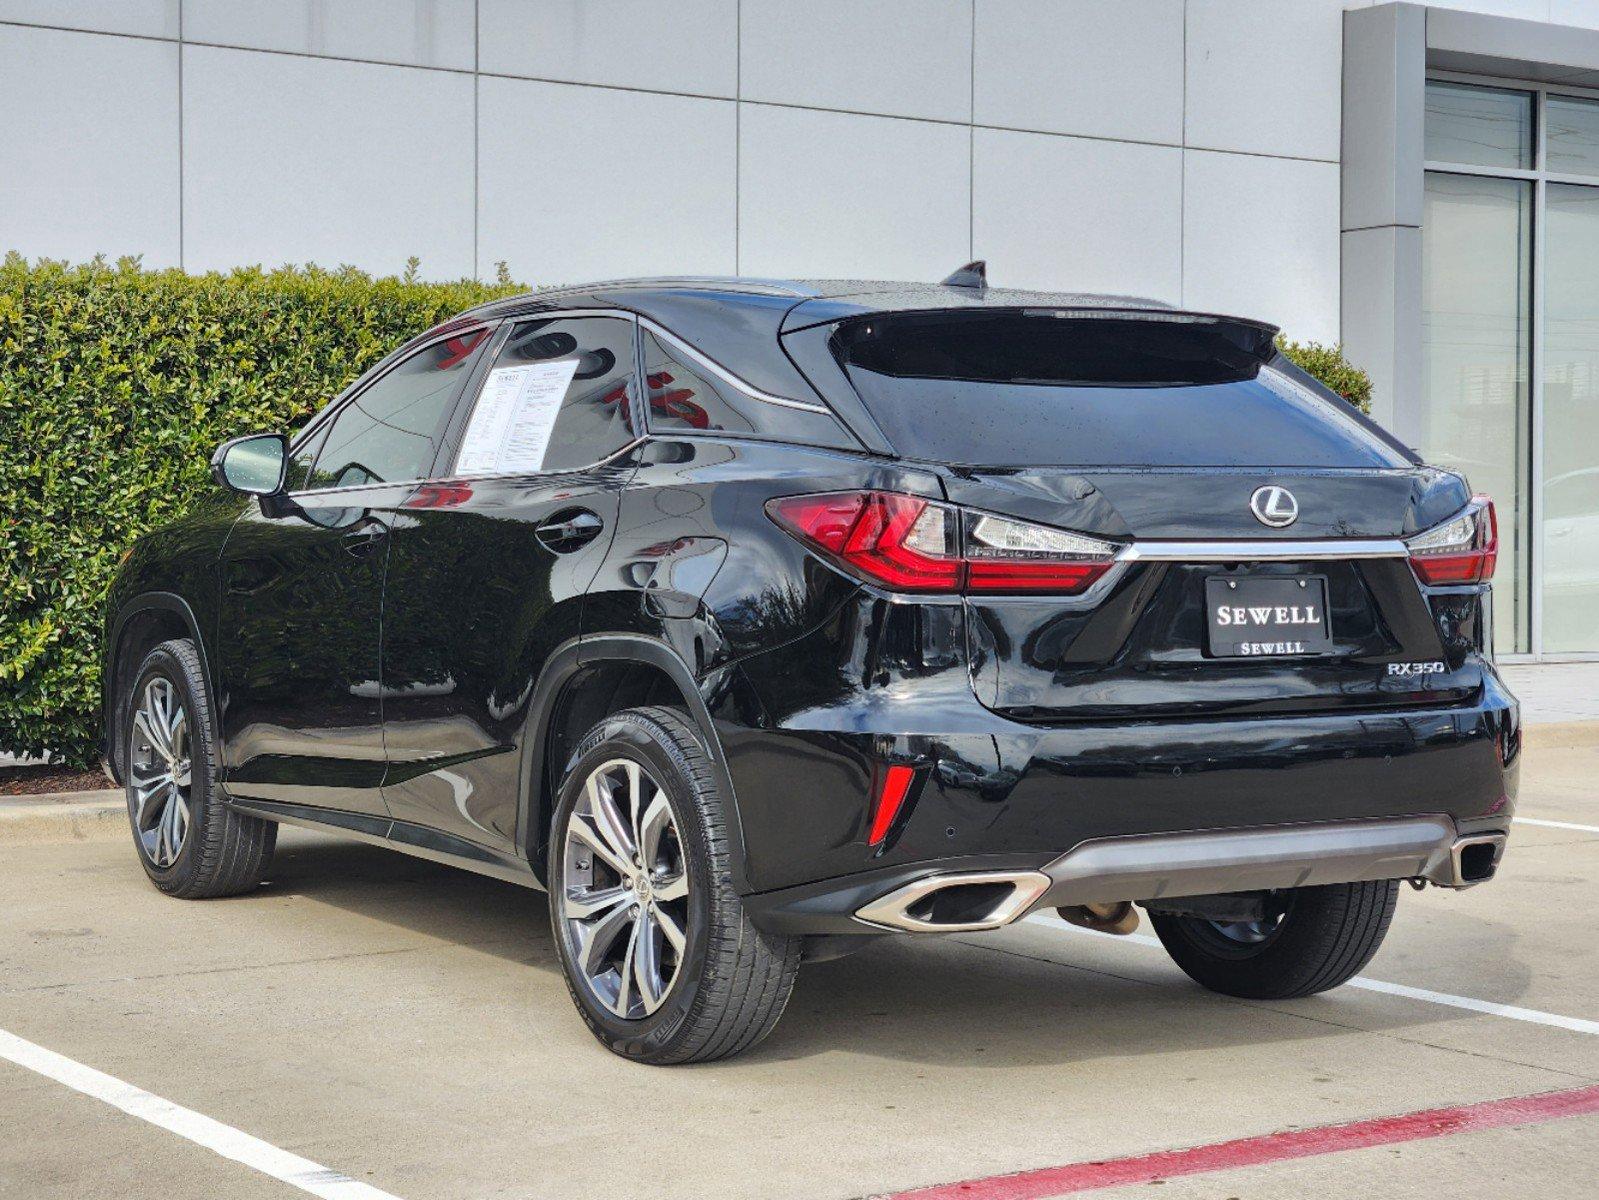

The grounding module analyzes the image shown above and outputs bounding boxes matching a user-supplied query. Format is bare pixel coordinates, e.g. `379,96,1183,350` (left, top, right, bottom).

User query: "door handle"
341,518,390,557
535,508,605,553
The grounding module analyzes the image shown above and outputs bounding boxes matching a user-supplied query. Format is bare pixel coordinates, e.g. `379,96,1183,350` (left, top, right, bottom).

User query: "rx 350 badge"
1387,661,1446,676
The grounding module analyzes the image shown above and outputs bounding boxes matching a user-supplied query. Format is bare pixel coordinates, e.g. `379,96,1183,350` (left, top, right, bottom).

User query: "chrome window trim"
288,478,429,500
1117,538,1409,562
288,436,647,498
495,306,826,412
636,317,830,414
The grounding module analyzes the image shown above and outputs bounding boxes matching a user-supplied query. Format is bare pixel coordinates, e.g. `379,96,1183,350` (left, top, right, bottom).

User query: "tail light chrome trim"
1116,539,1409,562
770,491,1505,589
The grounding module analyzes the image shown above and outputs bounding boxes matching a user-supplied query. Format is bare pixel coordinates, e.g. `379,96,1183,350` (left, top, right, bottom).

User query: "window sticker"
455,360,581,475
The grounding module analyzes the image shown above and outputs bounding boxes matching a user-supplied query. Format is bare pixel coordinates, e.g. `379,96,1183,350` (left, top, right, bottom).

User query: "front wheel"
548,706,800,1065
1148,880,1400,1000
124,638,276,898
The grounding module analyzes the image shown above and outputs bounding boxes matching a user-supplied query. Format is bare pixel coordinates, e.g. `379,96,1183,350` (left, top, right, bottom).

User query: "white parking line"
0,1027,402,1200
1340,977,1599,1035
1021,914,1599,1036
1515,816,1599,835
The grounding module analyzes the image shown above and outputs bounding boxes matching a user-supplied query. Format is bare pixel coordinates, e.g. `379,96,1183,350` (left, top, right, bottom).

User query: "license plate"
1206,576,1332,658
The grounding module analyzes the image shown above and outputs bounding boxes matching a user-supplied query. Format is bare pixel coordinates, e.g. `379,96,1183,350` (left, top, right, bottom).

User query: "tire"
547,706,800,1065
123,639,276,898
1148,880,1400,1000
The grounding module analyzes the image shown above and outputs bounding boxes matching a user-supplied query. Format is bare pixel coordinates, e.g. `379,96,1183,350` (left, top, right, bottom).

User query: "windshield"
831,310,1412,469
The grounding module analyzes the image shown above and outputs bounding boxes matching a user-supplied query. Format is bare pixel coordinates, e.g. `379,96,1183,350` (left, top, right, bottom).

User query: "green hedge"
1278,337,1373,414
0,256,1376,767
0,255,518,767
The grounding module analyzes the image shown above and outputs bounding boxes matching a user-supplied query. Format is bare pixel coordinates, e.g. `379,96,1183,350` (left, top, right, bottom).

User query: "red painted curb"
878,1083,1599,1200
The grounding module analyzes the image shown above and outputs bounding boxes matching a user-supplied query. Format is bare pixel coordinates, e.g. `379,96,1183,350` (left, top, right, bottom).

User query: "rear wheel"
548,706,800,1064
1148,880,1399,999
124,639,276,898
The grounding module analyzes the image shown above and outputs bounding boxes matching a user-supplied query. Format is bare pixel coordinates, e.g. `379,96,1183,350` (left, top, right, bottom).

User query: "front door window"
308,329,490,489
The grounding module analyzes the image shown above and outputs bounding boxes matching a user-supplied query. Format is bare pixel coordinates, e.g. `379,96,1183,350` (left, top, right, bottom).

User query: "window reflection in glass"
283,423,328,492
1425,81,1534,170
640,331,757,435
1421,171,1532,652
1542,183,1599,651
461,317,636,474
1548,96,1599,177
310,330,489,488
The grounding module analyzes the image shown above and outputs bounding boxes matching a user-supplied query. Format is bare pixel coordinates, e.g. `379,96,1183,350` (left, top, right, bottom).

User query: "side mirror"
211,433,288,497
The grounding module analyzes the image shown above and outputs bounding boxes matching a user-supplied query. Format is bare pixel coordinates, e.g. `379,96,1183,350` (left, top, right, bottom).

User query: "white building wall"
2,0,1596,342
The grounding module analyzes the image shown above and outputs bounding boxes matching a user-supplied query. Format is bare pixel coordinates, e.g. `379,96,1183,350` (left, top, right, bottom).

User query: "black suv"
103,272,1518,1064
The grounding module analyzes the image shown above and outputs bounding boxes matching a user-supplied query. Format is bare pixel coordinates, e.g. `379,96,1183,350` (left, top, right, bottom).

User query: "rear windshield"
831,310,1412,468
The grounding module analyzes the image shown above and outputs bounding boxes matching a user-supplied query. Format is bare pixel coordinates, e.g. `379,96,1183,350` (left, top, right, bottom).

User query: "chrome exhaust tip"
854,870,1052,933
1444,833,1507,887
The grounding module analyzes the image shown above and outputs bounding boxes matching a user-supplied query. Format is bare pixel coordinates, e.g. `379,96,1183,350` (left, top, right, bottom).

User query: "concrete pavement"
1501,662,1599,725
1,736,1596,1198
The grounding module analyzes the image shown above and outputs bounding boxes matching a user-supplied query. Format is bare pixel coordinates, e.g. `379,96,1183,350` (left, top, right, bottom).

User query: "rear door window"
453,316,637,476
832,310,1411,469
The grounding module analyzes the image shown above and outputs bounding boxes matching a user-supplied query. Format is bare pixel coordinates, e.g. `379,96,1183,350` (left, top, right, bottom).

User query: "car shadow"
256,829,554,967
253,829,1537,1069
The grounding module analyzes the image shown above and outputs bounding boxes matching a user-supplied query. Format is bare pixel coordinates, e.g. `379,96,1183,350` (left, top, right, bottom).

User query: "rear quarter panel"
584,437,945,672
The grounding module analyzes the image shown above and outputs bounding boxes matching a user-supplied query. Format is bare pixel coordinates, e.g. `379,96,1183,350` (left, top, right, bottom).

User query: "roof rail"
545,275,813,299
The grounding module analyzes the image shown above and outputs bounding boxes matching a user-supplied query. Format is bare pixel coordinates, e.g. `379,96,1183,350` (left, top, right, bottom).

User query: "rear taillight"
964,512,1119,592
1407,494,1498,585
766,491,1119,595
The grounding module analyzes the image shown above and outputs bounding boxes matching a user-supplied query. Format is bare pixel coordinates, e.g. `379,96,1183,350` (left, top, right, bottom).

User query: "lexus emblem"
1250,485,1298,528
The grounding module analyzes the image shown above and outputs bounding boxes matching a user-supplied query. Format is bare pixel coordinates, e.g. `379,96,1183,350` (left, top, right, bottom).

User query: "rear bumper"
749,816,1510,937
723,655,1520,930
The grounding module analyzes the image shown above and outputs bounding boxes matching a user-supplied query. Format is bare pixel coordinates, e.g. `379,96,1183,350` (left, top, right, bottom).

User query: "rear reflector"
767,490,1118,595
868,764,916,846
1407,495,1497,585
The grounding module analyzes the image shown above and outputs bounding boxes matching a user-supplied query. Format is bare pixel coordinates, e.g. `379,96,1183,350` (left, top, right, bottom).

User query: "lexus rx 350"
102,270,1518,1064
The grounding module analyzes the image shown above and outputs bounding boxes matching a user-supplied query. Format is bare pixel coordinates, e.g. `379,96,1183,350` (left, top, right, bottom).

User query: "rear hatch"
817,307,1484,720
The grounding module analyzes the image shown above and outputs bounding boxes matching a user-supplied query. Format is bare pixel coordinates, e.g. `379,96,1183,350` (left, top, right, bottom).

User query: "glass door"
1423,77,1599,656
1420,169,1533,653
1543,182,1599,652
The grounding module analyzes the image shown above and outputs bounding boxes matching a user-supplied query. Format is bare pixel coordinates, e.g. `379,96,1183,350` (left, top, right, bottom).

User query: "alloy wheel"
1184,892,1294,956
128,676,192,868
1205,917,1279,944
559,758,690,1020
